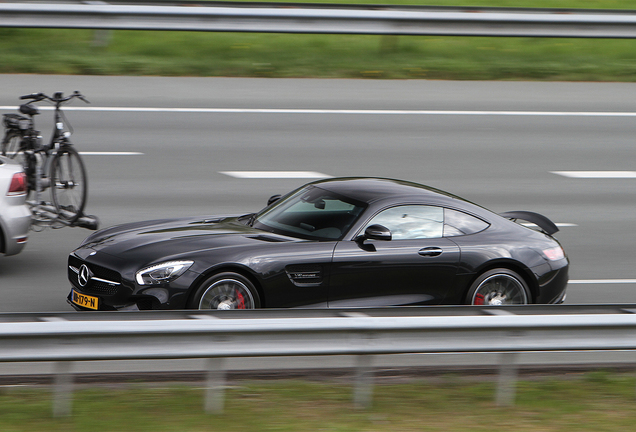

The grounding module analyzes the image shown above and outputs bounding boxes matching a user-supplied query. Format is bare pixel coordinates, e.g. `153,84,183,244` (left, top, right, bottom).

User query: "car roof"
309,177,471,205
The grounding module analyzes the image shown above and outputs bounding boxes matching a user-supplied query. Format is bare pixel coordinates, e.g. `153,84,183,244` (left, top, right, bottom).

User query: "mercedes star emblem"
78,264,92,287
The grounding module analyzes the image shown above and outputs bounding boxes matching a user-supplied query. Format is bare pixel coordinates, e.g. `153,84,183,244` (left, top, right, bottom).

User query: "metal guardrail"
2,305,636,416
2,2,636,38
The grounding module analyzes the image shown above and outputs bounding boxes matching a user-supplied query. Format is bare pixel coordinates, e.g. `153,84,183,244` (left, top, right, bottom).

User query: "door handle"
418,247,443,257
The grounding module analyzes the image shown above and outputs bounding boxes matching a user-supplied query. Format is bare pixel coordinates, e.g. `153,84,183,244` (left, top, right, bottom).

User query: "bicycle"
1,91,92,229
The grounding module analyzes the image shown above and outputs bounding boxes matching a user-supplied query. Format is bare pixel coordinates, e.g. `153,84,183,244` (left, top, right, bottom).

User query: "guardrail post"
92,30,112,47
353,354,374,409
52,361,74,417
204,358,226,414
496,352,519,407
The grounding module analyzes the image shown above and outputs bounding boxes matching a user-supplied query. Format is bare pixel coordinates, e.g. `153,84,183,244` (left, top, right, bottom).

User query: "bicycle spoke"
51,147,87,223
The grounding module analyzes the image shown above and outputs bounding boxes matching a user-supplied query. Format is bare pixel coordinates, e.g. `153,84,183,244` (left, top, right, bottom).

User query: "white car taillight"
7,172,27,196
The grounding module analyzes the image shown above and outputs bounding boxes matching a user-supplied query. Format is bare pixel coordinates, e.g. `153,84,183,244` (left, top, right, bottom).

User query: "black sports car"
67,177,568,311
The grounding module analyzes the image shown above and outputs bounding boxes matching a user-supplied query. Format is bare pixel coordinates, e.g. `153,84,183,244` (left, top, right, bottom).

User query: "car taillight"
7,172,27,196
542,246,565,261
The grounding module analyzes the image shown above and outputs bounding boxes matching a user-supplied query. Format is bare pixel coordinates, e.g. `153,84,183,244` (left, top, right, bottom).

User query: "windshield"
252,186,367,240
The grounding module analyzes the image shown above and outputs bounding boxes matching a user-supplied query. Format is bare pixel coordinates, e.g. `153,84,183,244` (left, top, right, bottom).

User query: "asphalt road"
1,75,635,312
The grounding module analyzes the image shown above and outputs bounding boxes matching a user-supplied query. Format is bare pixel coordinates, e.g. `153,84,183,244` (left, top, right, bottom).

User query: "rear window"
443,209,489,237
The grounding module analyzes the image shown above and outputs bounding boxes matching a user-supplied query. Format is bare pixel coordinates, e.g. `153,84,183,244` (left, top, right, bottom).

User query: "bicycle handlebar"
19,92,44,101
19,91,90,105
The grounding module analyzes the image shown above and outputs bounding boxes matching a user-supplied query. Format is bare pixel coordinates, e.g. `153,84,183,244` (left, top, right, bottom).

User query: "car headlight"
135,260,194,285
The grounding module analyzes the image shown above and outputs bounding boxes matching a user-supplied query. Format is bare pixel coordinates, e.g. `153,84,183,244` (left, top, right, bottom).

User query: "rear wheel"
189,272,261,310
1,133,23,159
465,268,530,305
50,145,87,223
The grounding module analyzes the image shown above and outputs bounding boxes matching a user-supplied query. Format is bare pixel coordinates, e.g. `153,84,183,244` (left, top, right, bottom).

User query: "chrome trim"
69,265,120,286
91,277,120,286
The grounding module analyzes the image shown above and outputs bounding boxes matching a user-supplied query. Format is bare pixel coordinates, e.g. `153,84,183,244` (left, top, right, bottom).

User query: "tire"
50,145,87,223
465,268,530,305
189,272,261,310
1,133,23,159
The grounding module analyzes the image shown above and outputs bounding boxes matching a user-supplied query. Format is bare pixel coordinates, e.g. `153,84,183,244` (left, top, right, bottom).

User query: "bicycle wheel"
50,145,87,223
1,132,23,159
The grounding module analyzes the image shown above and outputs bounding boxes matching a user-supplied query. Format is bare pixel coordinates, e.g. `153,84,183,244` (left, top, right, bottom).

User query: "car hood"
77,215,294,261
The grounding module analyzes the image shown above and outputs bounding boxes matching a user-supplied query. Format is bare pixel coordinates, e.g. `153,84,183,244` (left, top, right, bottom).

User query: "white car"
0,156,31,256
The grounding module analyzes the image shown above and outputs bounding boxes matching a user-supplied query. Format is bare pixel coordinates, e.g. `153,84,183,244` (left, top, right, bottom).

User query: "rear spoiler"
499,211,559,236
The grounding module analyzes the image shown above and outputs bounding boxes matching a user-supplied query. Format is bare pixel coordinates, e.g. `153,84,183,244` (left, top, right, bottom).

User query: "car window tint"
254,186,366,240
443,208,489,236
365,205,443,240
286,198,357,213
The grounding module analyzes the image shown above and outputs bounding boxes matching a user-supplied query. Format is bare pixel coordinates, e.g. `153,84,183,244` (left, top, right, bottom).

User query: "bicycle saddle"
19,104,39,116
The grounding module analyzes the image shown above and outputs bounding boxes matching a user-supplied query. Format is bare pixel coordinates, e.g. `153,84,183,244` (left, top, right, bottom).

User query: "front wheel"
50,145,87,223
189,272,261,310
465,268,530,305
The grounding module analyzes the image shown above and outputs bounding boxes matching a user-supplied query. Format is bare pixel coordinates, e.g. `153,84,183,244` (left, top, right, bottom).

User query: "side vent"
285,265,323,286
248,235,288,243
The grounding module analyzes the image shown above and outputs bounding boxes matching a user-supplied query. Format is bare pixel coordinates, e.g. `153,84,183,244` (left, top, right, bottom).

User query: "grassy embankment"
2,0,636,80
1,371,636,431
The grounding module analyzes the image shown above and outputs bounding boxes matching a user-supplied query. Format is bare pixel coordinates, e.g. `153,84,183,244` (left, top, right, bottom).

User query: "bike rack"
3,91,98,233
28,202,99,231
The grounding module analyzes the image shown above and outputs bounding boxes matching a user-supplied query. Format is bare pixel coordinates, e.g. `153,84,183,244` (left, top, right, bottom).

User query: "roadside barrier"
2,305,636,416
2,2,636,38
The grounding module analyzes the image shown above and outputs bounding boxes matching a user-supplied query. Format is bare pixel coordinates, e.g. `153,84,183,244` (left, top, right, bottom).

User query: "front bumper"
67,252,197,311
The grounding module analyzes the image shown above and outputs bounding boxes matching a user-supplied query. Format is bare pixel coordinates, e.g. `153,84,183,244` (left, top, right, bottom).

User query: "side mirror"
267,194,282,206
358,224,392,242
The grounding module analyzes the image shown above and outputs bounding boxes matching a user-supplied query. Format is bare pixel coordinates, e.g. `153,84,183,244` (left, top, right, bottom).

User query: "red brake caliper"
474,293,485,305
236,290,245,309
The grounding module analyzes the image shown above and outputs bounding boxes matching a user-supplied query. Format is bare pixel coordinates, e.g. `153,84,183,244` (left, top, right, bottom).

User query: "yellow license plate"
72,290,99,310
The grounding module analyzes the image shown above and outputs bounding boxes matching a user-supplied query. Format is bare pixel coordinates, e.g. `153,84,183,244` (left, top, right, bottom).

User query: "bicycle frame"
1,91,97,230
36,103,74,191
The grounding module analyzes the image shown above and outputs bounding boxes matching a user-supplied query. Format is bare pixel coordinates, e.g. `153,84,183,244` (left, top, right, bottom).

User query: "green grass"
1,373,636,431
3,1,636,80
3,29,636,81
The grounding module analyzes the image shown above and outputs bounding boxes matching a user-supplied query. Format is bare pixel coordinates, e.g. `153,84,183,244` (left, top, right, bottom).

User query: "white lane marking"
552,171,636,178
79,152,144,156
569,279,636,284
5,106,636,116
221,171,332,179
483,309,516,316
339,312,371,318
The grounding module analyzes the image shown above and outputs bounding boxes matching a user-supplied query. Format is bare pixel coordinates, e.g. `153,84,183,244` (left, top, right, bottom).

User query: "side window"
364,205,443,240
443,208,489,237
